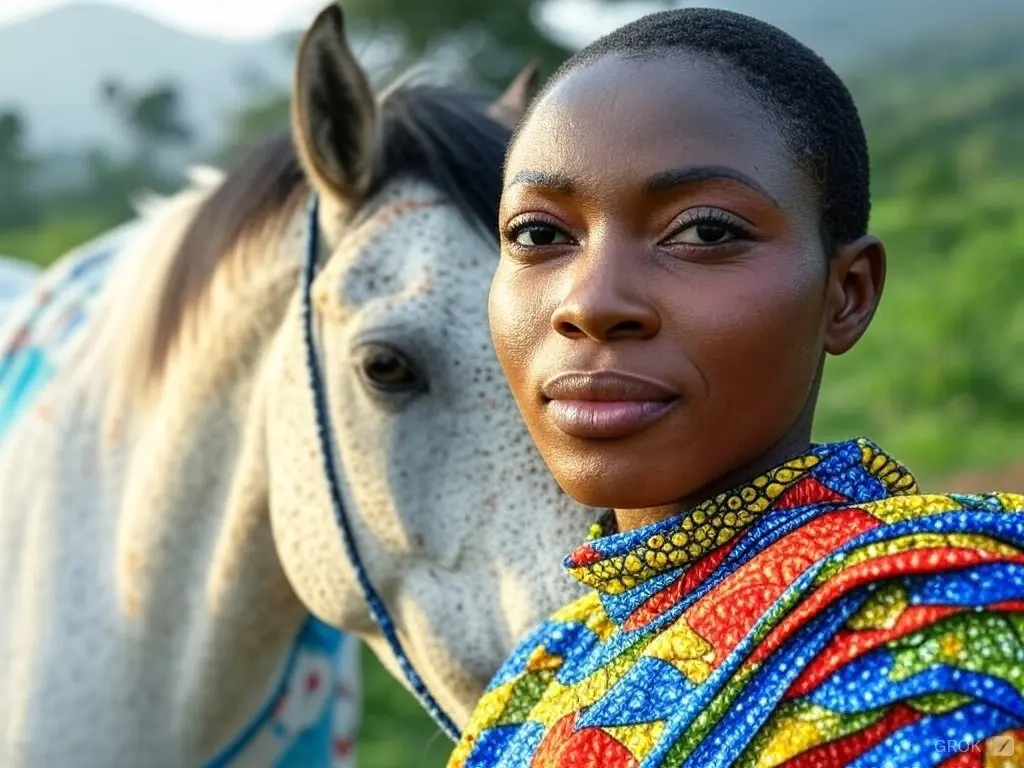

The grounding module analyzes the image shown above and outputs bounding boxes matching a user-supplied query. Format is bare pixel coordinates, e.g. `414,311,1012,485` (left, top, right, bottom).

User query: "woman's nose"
551,248,660,342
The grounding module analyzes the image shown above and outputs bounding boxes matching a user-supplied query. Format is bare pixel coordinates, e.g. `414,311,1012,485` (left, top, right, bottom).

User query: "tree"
217,90,291,167
100,77,193,173
0,110,27,167
0,108,39,228
338,0,587,89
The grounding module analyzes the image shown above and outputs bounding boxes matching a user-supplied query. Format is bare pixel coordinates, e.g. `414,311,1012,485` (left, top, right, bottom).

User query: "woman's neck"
614,428,814,533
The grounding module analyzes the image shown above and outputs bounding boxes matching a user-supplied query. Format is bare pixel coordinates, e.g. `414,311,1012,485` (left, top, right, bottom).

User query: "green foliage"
339,0,573,89
0,210,121,266
814,178,1024,481
808,27,1024,483
0,108,38,228
357,647,451,766
101,78,193,149
848,27,1024,198
216,90,291,167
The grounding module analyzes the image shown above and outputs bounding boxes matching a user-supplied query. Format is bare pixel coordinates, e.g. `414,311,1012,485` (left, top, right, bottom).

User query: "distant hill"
2,0,1024,154
0,3,296,151
685,0,1024,70
845,24,1024,196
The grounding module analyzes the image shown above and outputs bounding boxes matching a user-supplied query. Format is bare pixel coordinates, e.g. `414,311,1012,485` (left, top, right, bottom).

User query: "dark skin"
491,53,887,531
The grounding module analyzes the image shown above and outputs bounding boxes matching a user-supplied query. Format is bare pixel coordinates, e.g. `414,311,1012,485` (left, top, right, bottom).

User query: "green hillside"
813,26,1024,481
850,26,1024,197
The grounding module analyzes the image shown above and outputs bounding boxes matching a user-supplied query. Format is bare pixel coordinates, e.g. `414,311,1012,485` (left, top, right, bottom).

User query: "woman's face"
491,53,883,515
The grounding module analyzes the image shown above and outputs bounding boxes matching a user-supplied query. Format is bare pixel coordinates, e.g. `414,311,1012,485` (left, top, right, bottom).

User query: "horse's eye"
355,344,421,392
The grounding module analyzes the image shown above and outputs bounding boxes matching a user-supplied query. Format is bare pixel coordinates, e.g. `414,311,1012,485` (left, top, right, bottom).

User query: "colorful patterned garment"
449,438,1024,768
0,241,361,767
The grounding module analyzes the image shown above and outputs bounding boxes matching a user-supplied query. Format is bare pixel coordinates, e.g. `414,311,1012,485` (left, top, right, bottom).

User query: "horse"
0,5,595,765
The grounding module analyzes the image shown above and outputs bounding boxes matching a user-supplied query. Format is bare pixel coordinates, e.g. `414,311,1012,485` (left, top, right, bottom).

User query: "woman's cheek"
488,264,541,381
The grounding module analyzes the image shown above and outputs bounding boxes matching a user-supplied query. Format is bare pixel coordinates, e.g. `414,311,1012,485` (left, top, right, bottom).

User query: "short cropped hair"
522,8,871,251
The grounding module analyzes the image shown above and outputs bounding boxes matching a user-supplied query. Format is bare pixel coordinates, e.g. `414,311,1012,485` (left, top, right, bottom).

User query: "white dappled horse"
0,5,596,765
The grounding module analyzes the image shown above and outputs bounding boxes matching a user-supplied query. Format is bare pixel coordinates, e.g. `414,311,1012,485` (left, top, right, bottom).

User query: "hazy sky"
0,0,674,45
0,0,336,39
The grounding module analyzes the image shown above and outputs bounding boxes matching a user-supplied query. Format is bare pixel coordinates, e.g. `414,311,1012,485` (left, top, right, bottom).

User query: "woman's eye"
672,223,735,245
513,224,571,247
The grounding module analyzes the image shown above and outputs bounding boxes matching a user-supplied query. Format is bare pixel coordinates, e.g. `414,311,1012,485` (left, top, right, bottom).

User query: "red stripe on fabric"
784,604,963,698
778,704,922,767
748,547,1024,669
785,599,1024,700
989,599,1024,611
529,713,639,768
567,544,603,568
623,541,737,631
685,508,880,664
774,476,850,510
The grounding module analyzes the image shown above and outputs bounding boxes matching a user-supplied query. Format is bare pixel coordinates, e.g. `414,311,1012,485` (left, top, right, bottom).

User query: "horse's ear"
487,60,541,127
292,3,377,209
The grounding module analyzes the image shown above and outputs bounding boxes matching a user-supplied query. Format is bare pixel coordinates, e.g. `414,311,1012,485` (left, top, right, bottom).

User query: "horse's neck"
108,238,309,754
0,210,311,761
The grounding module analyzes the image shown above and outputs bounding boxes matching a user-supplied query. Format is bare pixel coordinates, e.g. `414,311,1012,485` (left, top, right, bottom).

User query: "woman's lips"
544,399,679,439
540,371,680,439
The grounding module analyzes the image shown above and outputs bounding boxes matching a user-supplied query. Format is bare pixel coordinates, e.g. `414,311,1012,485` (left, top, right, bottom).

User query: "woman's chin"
548,453,688,514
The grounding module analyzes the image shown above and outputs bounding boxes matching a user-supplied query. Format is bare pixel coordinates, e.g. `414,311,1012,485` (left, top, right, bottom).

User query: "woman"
448,8,1024,768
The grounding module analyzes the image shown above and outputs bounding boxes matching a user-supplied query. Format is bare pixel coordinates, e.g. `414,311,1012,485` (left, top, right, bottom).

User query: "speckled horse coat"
0,6,595,766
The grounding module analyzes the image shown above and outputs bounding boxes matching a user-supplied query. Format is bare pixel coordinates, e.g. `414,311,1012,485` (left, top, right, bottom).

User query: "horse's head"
265,5,596,725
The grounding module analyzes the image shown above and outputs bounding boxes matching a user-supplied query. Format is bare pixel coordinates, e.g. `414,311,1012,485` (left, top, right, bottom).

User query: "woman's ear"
823,234,887,356
291,3,378,212
487,61,541,127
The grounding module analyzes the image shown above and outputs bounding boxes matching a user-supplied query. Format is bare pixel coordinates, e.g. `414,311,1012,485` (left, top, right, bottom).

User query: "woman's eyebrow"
505,170,575,193
506,165,779,208
645,165,780,208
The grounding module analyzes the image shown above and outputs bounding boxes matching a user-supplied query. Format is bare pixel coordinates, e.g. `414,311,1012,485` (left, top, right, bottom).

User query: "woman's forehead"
505,55,804,207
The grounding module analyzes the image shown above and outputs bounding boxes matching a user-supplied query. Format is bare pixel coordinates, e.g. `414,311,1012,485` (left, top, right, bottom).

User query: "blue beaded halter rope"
299,193,461,742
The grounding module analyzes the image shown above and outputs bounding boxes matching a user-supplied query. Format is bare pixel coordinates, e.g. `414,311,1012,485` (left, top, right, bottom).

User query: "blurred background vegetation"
1,0,1022,764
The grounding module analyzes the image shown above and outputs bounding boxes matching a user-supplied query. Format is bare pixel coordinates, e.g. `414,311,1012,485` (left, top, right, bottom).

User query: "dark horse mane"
140,82,513,392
